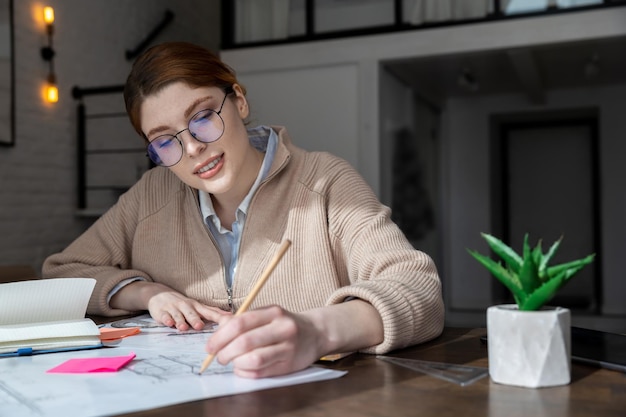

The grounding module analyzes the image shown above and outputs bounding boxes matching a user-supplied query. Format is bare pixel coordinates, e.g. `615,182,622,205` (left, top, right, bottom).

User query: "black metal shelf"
220,0,625,50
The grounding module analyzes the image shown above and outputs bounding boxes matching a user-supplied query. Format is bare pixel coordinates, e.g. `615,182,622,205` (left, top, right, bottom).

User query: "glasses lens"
147,135,183,167
189,109,225,143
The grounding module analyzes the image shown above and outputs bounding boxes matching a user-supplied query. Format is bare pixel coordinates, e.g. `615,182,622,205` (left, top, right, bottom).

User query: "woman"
43,42,444,378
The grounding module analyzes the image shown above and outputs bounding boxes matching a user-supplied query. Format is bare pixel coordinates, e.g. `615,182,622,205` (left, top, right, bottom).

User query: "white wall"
0,0,220,273
240,63,360,168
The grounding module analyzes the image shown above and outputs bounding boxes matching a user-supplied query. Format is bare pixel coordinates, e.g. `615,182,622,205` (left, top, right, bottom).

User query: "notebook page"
0,278,96,325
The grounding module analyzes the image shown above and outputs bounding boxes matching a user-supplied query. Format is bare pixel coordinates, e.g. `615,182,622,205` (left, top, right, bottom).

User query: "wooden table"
107,327,625,417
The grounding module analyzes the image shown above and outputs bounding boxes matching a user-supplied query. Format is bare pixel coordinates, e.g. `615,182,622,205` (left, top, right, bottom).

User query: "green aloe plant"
468,233,595,311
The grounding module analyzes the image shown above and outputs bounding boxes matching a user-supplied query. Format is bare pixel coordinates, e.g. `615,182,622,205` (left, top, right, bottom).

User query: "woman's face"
140,82,262,203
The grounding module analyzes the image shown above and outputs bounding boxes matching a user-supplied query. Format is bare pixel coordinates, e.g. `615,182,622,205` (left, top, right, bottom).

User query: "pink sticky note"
47,352,136,374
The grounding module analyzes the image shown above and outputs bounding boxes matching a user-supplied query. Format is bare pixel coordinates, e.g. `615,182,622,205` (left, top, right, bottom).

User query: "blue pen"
0,344,103,358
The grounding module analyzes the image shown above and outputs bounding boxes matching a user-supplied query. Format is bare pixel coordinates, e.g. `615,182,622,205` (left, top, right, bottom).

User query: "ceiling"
384,35,626,106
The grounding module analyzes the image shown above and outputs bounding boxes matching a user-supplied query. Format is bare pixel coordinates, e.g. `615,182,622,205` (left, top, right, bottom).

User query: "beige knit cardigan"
43,126,444,354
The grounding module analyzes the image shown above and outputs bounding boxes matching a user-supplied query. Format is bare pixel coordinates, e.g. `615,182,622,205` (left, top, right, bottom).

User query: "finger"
169,311,191,331
216,309,299,368
159,312,176,328
180,309,206,331
216,321,284,365
194,304,232,324
206,307,280,355
232,343,295,378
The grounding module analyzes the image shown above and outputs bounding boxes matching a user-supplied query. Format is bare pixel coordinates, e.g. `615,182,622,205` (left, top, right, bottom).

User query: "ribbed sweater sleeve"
309,154,444,353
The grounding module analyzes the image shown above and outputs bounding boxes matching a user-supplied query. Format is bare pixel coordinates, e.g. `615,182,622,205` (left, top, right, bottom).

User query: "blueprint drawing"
0,323,345,417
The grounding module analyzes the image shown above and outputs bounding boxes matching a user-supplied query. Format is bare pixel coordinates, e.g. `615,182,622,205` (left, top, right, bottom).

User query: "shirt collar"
199,126,278,223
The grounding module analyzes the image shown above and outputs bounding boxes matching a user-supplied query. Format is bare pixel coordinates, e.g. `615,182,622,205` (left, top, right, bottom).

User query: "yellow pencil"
198,239,292,375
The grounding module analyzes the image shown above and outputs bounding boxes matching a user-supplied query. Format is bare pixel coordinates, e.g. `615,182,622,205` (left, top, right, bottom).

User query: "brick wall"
0,0,220,274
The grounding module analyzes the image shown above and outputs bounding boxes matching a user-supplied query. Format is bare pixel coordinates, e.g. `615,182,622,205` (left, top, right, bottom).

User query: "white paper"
0,317,347,416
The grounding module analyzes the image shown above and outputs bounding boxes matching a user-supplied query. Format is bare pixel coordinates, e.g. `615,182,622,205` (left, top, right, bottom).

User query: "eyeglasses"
146,89,232,167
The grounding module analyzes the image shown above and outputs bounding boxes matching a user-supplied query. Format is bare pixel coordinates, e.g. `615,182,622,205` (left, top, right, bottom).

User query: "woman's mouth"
196,154,223,175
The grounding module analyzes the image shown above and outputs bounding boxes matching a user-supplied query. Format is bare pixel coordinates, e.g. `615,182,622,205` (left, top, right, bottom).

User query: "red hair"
124,42,245,138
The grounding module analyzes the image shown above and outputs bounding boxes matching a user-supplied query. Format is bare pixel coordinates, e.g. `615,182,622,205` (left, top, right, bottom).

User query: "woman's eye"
193,110,214,124
156,137,175,148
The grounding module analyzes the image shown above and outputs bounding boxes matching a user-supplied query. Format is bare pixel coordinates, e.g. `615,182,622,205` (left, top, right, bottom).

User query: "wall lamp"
41,6,58,103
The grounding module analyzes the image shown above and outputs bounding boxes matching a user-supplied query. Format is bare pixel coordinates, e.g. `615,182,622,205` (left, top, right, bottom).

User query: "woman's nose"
181,129,206,157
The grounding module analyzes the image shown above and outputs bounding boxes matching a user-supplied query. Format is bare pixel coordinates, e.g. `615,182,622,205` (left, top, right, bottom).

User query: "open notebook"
0,278,102,356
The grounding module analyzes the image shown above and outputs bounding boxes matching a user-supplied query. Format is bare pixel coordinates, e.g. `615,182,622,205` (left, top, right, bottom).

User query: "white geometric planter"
487,304,571,388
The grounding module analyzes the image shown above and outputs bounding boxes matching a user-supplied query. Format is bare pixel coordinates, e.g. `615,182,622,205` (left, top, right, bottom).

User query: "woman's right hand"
110,281,231,331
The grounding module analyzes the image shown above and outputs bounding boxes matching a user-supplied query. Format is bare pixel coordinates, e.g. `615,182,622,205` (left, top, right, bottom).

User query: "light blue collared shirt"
198,126,277,288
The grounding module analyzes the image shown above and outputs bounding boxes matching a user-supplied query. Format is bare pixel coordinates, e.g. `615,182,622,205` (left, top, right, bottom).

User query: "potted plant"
468,233,595,388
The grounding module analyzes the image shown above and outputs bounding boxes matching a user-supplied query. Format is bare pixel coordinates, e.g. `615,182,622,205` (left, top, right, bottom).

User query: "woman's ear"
231,83,249,119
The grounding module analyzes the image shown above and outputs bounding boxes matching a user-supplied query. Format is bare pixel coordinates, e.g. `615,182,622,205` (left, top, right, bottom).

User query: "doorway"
492,109,601,312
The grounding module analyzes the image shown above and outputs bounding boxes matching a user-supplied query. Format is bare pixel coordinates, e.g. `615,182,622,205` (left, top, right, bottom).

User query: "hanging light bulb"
43,6,55,26
45,73,59,103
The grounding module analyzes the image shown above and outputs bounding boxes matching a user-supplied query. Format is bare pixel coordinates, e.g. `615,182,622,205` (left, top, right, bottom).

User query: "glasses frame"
146,88,233,167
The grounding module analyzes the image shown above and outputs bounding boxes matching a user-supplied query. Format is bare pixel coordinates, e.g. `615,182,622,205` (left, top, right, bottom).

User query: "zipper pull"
227,287,234,313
